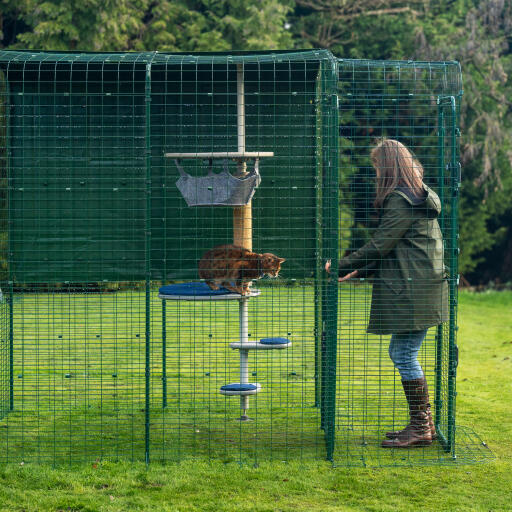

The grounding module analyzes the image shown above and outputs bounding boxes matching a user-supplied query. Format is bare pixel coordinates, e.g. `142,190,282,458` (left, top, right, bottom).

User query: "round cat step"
229,337,291,350
219,383,262,396
260,337,291,347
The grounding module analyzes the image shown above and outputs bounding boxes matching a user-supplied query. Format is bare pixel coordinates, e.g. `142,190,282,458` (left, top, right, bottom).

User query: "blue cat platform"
219,383,262,396
229,337,292,350
158,282,261,300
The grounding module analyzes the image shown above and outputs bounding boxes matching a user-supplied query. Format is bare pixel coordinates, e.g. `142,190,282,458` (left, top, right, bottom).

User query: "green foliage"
1,0,140,50
0,0,510,280
413,0,512,276
1,0,294,52
292,0,421,59
294,0,512,278
131,0,294,52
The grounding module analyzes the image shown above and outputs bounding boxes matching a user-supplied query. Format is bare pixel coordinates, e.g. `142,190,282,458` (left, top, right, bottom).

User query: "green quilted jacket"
338,184,449,334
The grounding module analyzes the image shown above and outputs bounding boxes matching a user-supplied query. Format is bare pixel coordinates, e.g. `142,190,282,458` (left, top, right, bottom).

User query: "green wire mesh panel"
0,50,491,466
0,69,9,422
335,59,491,466
0,50,339,464
0,52,151,463
148,52,339,464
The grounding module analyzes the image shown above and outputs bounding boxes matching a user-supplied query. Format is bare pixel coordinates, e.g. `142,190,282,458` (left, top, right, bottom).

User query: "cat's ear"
278,258,286,263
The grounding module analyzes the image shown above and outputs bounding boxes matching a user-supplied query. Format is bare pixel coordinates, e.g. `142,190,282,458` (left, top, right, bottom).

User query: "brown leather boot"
382,377,433,448
385,377,437,440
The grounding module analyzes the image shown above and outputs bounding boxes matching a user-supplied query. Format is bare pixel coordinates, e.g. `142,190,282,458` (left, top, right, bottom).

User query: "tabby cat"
198,244,285,295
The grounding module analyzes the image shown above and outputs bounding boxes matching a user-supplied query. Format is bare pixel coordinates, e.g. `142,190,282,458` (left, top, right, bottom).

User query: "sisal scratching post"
233,206,252,250
233,63,252,251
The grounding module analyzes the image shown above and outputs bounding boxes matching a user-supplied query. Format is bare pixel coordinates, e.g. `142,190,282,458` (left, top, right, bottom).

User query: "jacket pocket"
382,276,405,295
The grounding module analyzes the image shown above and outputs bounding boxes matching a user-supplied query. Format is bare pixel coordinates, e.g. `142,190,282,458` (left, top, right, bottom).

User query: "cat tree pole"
234,63,253,420
163,63,284,422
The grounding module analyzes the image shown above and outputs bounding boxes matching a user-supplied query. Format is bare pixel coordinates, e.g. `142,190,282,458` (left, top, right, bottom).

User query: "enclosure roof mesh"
0,49,334,65
0,49,462,96
338,58,462,97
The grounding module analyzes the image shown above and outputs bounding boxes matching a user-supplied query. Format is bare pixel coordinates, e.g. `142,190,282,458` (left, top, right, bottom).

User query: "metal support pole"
9,284,13,411
237,65,246,161
233,63,253,421
322,58,339,461
435,100,445,433
314,72,323,410
447,96,459,457
144,57,154,464
162,300,167,408
239,298,250,419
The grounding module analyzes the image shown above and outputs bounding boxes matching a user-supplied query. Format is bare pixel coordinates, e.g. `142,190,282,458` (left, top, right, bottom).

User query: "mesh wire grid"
0,50,492,466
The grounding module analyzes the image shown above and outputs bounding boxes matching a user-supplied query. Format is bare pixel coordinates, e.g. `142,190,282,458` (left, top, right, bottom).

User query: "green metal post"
5,71,13,412
447,95,459,457
144,55,155,464
162,300,167,408
8,284,13,411
319,66,328,431
314,70,323,409
322,57,339,461
434,99,445,432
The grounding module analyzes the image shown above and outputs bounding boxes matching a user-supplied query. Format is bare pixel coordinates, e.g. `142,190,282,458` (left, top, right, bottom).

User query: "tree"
293,0,512,279
1,0,140,50
292,0,427,58
414,0,512,278
2,0,510,281
1,0,294,52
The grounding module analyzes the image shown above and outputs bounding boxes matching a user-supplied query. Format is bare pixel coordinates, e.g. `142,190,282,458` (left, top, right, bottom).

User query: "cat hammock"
172,157,262,207
161,64,284,421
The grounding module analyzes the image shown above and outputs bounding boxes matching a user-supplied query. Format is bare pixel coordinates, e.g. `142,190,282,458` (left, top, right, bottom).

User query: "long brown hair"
371,139,424,208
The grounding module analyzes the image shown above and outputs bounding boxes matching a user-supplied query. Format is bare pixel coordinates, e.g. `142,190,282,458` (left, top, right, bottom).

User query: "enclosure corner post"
434,99,445,431
447,95,460,457
314,61,324,411
322,55,339,462
5,76,14,412
144,57,155,464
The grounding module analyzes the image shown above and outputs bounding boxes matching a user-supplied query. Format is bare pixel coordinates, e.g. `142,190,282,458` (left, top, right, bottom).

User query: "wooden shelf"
164,151,274,159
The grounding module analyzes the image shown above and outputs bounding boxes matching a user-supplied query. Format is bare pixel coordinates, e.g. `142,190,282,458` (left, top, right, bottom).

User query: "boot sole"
385,432,437,440
381,439,433,448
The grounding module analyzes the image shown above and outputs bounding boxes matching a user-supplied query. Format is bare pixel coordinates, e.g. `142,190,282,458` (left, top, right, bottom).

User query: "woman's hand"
339,269,358,282
325,260,358,282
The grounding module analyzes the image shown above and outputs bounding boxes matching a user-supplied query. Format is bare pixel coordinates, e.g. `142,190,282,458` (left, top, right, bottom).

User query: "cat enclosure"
0,49,491,466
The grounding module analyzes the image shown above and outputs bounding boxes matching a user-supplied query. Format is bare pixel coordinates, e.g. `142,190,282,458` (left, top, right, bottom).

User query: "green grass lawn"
0,290,510,511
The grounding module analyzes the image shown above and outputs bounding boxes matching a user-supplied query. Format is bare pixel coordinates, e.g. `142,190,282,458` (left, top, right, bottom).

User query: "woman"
326,139,448,448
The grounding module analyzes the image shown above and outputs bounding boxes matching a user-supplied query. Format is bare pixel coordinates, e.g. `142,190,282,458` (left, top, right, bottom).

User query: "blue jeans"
388,329,428,381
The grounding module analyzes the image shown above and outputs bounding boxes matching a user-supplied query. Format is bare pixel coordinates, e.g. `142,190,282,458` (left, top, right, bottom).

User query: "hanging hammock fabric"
175,159,261,206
